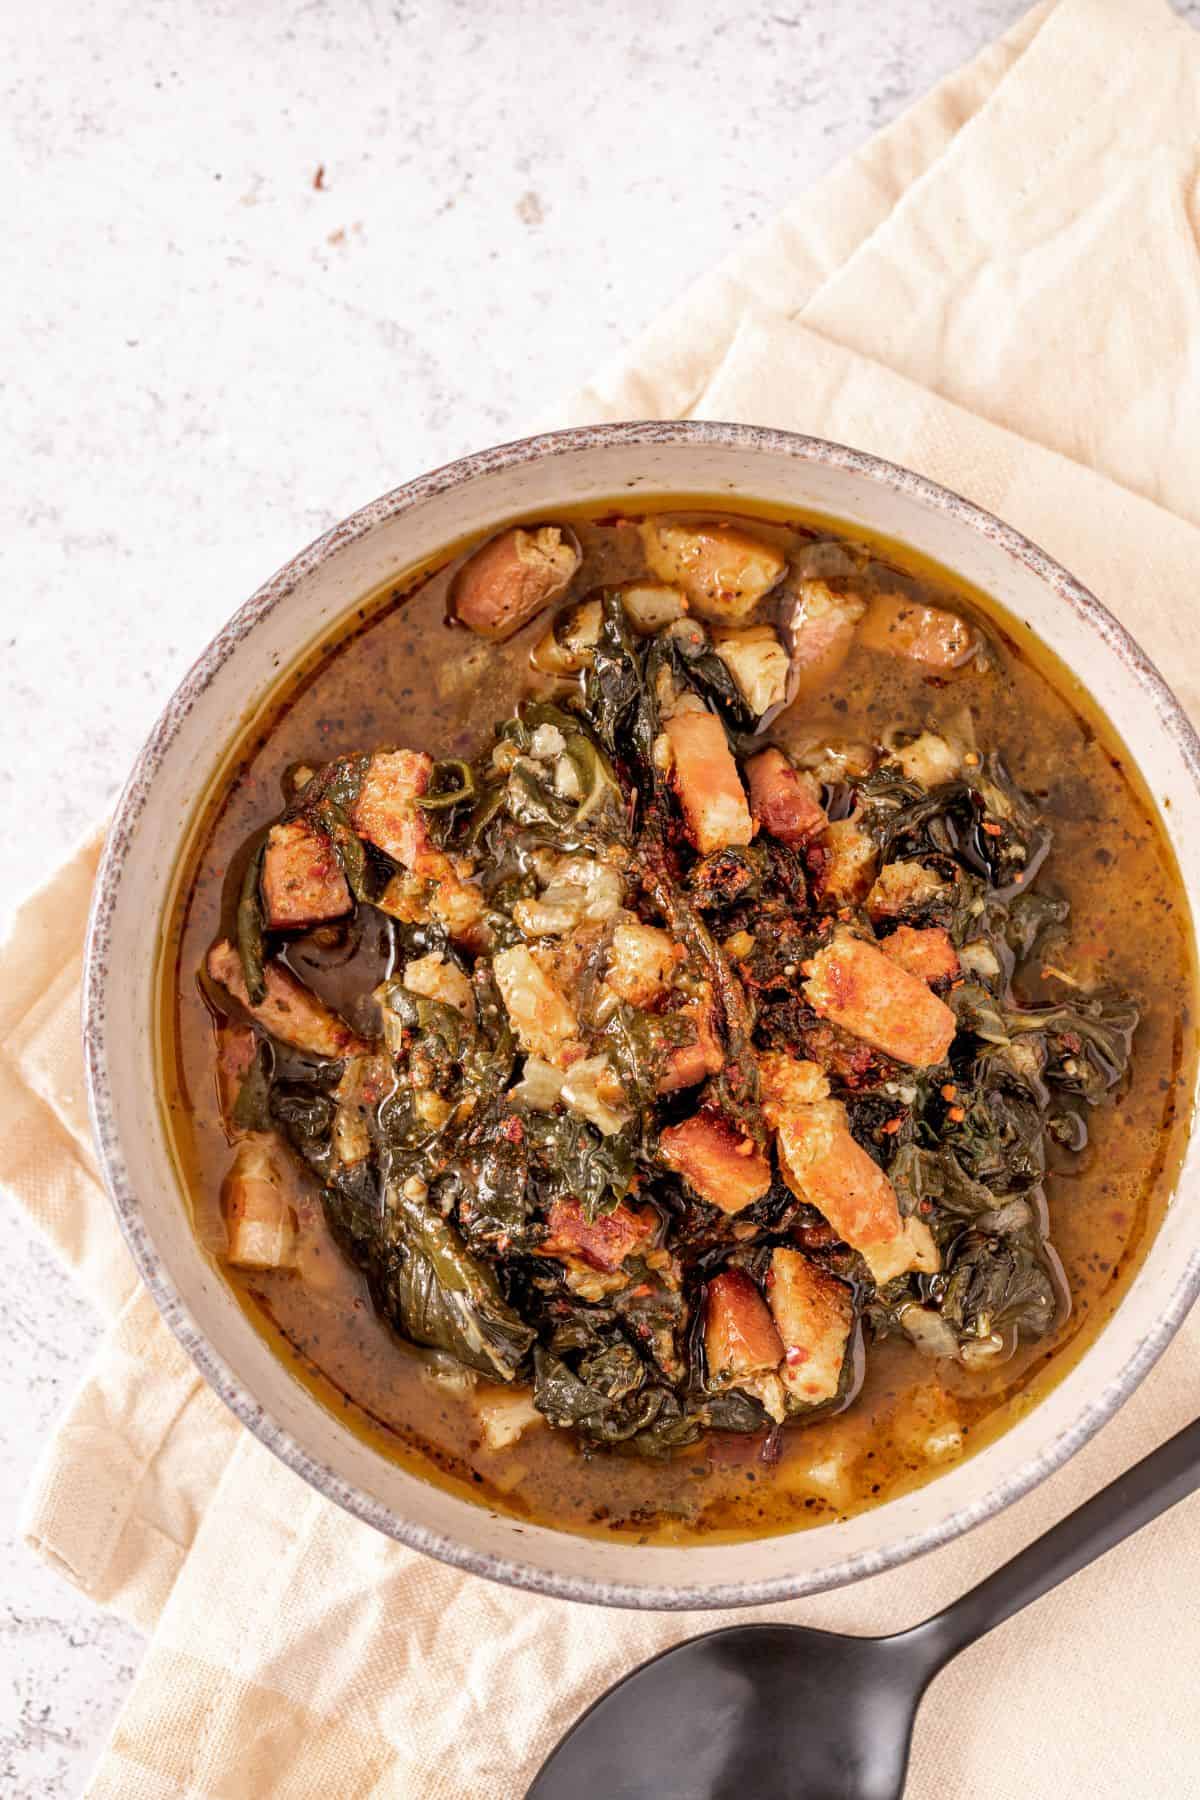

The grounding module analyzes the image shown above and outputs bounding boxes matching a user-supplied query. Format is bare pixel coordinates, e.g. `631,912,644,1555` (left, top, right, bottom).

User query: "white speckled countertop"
5,2,1200,1792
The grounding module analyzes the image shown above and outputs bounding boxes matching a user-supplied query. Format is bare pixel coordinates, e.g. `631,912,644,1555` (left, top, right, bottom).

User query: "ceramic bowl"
84,421,1200,1609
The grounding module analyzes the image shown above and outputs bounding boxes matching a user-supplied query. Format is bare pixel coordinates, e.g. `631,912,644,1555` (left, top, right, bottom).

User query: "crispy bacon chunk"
774,1095,903,1248
664,709,754,855
767,1248,853,1404
880,925,960,986
858,593,978,669
746,747,827,846
759,1050,902,1248
656,988,725,1093
803,932,956,1067
781,578,867,699
351,749,440,873
221,1134,300,1270
866,860,947,920
640,520,787,624
453,526,581,641
814,818,878,907
260,819,352,930
860,1217,941,1286
659,1109,773,1214
542,1198,658,1272
705,1270,785,1379
207,940,370,1059
712,625,789,717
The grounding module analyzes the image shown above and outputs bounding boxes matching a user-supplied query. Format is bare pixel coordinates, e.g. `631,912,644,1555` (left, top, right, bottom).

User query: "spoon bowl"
528,1622,944,1800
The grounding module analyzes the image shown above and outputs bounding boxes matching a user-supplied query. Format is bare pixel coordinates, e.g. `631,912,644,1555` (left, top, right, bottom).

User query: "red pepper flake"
918,1198,933,1215
947,1105,966,1123
881,1116,903,1135
941,1083,958,1101
501,1115,524,1144
785,1345,809,1366
981,821,1004,838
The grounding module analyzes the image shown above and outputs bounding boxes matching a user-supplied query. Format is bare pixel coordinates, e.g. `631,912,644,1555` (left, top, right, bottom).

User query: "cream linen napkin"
7,0,1200,1792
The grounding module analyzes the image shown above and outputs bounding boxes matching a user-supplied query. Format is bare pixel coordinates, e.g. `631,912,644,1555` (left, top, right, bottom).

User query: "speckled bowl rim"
84,420,1200,1611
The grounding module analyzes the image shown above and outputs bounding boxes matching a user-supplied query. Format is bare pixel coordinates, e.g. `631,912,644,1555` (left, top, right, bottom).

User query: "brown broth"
159,501,1196,1544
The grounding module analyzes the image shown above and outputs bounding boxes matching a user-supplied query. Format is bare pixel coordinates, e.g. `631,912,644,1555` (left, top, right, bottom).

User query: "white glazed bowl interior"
85,423,1200,1609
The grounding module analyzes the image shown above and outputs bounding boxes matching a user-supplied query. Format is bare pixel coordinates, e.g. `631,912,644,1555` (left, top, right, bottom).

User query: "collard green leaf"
523,1111,637,1219
938,1228,1061,1343
237,842,268,1005
644,627,756,734
231,1040,274,1133
416,758,475,812
584,593,652,769
532,1345,703,1455
373,1182,535,1379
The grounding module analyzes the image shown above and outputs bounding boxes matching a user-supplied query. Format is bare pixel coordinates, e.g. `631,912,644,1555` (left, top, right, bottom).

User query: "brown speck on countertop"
515,189,544,226
313,163,327,190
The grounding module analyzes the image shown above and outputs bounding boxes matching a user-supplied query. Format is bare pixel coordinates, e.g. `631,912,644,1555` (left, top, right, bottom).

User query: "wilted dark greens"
203,519,1141,1467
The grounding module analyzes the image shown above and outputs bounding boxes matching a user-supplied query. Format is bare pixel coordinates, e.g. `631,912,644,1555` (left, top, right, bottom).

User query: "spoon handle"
928,1414,1200,1665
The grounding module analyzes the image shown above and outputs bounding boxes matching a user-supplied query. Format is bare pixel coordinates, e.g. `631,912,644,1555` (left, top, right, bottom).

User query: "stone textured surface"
5,1,1199,1793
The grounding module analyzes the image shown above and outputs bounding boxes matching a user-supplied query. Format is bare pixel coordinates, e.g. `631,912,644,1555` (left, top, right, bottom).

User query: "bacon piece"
207,940,370,1059
803,932,956,1067
351,749,443,874
376,860,488,952
860,1217,941,1285
758,1051,830,1116
453,526,580,641
221,1134,299,1269
761,1051,935,1275
656,989,725,1093
664,710,754,855
640,520,787,624
781,578,868,699
746,748,827,846
759,1049,902,1246
865,860,946,920
705,1270,784,1378
814,818,878,907
712,625,789,717
542,1198,657,1272
880,925,959,986
857,593,978,669
659,1109,772,1214
260,818,352,930
767,1248,853,1404
473,1383,543,1452
773,1098,903,1247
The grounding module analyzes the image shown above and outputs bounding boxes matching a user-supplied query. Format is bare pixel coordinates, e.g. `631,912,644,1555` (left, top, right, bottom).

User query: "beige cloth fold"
7,0,1200,1792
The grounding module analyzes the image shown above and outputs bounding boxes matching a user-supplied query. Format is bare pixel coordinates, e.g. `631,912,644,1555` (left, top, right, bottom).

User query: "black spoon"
528,1414,1200,1800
